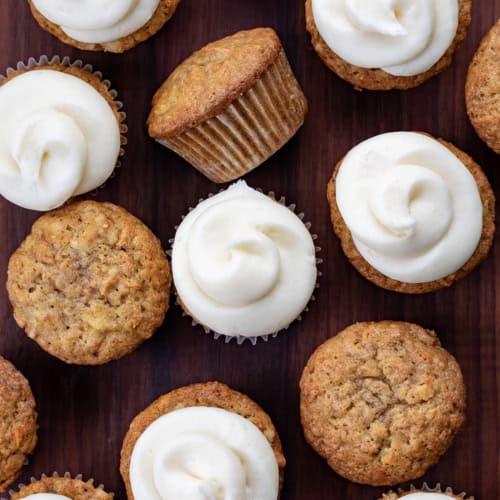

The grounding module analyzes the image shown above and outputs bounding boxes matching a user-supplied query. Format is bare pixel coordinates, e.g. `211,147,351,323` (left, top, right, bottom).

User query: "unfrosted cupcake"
0,58,125,211
305,0,471,90
28,0,181,53
120,381,285,499
327,132,495,293
148,28,308,183
380,484,474,499
171,181,317,340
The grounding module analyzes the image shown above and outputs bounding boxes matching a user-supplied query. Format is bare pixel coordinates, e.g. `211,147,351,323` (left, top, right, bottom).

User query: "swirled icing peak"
31,0,160,44
0,69,120,211
335,132,483,283
311,0,459,76
172,181,317,337
130,406,279,500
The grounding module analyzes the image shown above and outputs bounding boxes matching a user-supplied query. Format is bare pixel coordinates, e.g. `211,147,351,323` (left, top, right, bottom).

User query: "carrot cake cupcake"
148,28,308,183
7,200,171,365
0,60,124,211
171,181,317,340
28,0,181,53
0,356,37,493
466,19,500,154
9,474,113,499
305,0,472,90
380,484,473,499
327,132,495,293
120,381,285,499
300,321,466,486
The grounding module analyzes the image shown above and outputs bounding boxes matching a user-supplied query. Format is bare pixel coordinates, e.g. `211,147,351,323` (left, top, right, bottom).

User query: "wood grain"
0,1,499,498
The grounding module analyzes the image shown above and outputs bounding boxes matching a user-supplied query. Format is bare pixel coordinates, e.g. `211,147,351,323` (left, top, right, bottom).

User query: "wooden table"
0,2,499,499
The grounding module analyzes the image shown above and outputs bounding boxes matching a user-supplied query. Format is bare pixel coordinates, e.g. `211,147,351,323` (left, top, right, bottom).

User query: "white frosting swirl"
130,406,279,500
31,0,160,44
311,0,459,76
0,69,120,211
21,495,71,500
403,494,454,499
172,181,317,337
335,132,483,283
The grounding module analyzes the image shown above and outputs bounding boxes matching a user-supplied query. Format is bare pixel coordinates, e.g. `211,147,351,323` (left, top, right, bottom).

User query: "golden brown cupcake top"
147,27,282,138
7,200,171,365
300,321,466,486
0,356,37,493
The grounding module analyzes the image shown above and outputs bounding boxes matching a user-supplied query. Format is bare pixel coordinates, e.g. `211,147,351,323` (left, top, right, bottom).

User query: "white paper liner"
3,471,113,499
381,482,473,499
168,188,322,345
0,55,128,205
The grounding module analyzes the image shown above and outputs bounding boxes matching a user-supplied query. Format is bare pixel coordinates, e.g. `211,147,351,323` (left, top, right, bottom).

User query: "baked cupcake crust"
148,28,283,139
305,0,472,90
327,136,495,293
300,321,466,486
0,356,37,493
466,19,500,154
120,381,286,499
7,200,171,365
11,476,113,499
27,0,181,53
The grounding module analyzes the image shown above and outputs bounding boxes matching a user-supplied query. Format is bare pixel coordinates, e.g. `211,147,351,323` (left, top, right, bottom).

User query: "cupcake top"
311,0,459,76
130,406,279,499
15,495,70,499
148,28,282,138
0,67,121,211
334,132,483,283
381,489,470,500
172,181,317,337
30,0,160,44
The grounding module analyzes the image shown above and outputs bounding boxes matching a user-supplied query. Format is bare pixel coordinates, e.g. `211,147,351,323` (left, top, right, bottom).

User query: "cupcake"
120,381,285,499
7,200,171,365
327,132,495,293
171,181,317,341
0,57,125,211
148,28,308,183
28,0,181,53
380,484,473,499
300,321,466,486
8,473,112,499
465,19,500,154
0,356,37,493
305,0,471,90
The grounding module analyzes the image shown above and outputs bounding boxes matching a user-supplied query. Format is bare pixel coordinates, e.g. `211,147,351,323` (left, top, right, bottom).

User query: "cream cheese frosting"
31,0,160,44
402,494,455,499
0,69,120,211
311,0,459,76
335,132,483,283
20,495,71,500
172,181,317,337
129,406,279,500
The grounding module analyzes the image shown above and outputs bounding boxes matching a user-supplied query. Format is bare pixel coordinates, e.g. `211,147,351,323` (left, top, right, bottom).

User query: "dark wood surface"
1,2,499,499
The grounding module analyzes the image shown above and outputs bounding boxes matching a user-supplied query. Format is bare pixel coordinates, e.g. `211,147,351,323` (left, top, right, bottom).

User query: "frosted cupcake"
305,0,472,90
379,484,474,499
0,58,125,211
28,0,181,53
327,132,495,293
171,181,317,340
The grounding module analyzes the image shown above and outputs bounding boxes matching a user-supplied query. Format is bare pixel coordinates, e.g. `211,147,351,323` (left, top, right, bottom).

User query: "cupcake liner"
168,188,322,345
3,471,113,499
159,48,307,183
0,55,128,202
380,482,474,499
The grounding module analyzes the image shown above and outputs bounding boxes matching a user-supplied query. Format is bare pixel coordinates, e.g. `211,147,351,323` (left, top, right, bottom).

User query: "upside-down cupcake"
148,28,308,183
0,356,37,493
0,56,126,211
379,483,474,499
327,132,495,293
8,473,113,499
466,19,500,154
171,181,318,341
120,381,285,499
305,0,471,90
7,200,171,365
28,0,181,53
300,321,466,486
